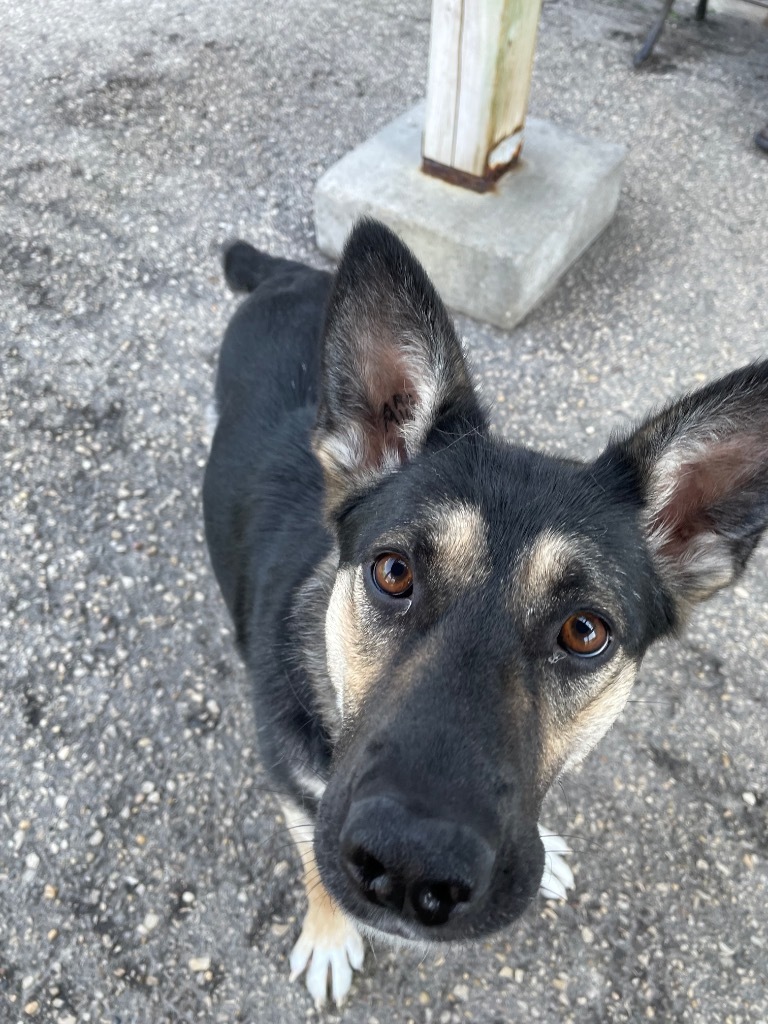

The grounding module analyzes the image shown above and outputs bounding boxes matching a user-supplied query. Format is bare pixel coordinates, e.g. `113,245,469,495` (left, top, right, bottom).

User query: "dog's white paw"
289,902,365,1007
537,824,575,901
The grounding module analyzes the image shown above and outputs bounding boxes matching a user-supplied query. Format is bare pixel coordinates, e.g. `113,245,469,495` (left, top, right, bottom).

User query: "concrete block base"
314,104,626,329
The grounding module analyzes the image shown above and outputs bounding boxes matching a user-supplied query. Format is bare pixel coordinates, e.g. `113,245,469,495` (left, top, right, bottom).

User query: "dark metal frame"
634,0,708,66
635,0,768,66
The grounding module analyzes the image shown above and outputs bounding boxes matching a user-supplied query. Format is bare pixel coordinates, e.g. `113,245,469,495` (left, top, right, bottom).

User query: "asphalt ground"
1,0,767,1021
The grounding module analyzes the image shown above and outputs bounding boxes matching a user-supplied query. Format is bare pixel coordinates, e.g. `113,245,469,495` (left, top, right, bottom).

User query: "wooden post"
422,0,544,192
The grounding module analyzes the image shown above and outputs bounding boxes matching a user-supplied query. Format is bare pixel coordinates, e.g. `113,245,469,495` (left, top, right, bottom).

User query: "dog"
203,219,768,1007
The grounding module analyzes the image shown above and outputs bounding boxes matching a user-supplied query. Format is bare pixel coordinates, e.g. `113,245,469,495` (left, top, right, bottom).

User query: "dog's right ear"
313,220,485,513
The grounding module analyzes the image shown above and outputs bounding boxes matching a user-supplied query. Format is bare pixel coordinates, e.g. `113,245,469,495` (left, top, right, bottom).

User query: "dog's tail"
222,240,276,293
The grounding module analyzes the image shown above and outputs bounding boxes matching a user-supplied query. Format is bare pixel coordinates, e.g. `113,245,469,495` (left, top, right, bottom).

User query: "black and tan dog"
203,220,768,1007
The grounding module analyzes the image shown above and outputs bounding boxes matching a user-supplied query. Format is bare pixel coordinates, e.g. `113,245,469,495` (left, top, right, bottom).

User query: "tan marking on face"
514,530,574,610
325,565,388,717
540,658,639,783
427,501,491,587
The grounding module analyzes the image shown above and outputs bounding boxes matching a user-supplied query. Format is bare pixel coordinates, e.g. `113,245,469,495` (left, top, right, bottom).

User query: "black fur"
204,219,768,947
204,245,334,807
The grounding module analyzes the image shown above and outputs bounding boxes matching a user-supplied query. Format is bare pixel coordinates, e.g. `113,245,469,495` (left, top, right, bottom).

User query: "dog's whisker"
556,778,572,816
303,878,326,902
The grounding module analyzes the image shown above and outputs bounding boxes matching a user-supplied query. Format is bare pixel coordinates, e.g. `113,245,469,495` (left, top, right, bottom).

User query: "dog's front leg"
280,801,365,1007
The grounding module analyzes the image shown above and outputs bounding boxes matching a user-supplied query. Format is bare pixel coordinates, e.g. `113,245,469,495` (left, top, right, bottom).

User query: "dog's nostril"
349,847,384,886
412,879,471,926
346,847,405,911
367,870,397,904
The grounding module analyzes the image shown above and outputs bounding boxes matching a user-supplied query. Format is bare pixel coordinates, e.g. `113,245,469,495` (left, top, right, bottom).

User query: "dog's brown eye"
558,613,610,657
372,554,413,597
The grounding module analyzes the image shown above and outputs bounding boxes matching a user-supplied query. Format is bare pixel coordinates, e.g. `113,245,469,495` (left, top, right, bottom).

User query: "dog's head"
310,220,768,943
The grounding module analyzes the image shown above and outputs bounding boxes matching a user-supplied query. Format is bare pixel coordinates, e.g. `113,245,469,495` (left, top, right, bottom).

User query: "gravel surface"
1,1,767,1021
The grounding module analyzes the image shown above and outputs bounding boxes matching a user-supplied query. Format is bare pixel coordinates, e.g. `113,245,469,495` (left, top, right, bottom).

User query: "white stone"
315,104,625,329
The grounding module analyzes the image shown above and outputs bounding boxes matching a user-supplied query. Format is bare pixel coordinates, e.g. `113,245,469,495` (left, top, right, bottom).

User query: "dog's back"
203,243,336,794
213,241,331,428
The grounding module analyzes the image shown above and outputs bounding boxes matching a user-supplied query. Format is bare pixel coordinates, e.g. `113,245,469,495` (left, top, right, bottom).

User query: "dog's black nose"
339,796,495,927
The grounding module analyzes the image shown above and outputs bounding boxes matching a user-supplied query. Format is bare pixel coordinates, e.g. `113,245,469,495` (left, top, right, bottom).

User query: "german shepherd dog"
203,219,768,1007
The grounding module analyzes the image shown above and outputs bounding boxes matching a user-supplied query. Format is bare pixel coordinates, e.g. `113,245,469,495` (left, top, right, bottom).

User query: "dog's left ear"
596,362,768,616
313,219,485,512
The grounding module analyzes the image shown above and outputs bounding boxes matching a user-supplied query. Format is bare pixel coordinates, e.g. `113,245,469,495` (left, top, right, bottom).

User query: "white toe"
345,929,365,971
538,867,568,901
538,824,575,900
329,946,354,1006
547,848,575,892
538,826,571,857
288,932,313,981
305,949,332,1007
289,911,365,1006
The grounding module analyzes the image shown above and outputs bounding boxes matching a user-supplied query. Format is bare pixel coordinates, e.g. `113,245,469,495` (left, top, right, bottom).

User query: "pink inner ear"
359,340,420,469
652,434,766,557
